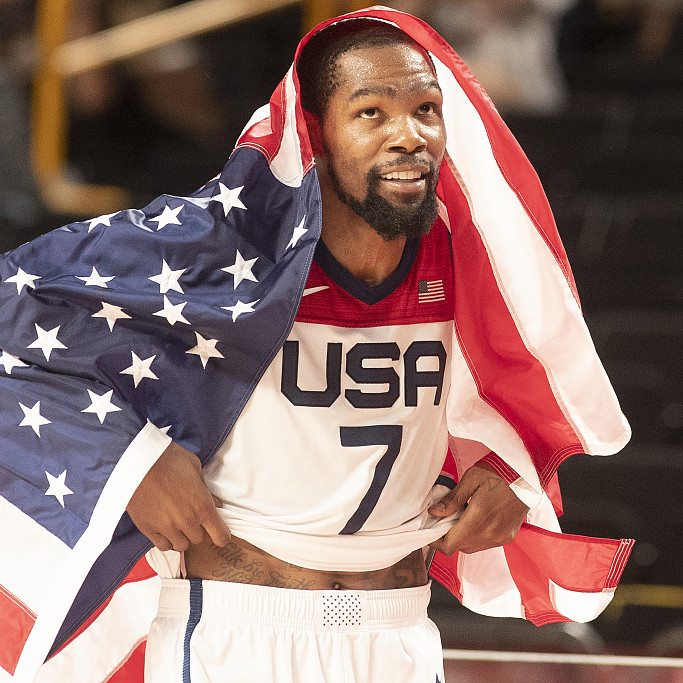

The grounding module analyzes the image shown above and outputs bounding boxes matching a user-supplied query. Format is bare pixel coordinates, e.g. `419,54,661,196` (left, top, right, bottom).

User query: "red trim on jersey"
296,219,454,327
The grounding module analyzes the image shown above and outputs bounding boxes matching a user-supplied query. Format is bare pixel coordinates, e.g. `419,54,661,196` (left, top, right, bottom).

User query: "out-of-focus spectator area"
1,0,681,661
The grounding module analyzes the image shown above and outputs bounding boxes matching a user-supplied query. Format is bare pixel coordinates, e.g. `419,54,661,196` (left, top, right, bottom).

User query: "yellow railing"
603,583,683,620
32,0,374,216
32,0,122,216
304,0,371,30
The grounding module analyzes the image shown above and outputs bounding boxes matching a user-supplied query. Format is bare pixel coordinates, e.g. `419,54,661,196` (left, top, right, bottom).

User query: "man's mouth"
375,166,431,199
379,169,426,181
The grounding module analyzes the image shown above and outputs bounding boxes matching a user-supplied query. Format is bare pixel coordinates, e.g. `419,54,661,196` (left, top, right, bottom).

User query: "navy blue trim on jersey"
435,474,456,489
182,579,204,683
314,237,420,305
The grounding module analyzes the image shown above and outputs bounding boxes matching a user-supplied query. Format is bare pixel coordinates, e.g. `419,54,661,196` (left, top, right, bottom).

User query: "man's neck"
319,185,407,287
321,224,406,287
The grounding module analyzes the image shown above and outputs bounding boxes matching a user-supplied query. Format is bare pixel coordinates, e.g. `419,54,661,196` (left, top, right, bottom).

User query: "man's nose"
385,116,427,154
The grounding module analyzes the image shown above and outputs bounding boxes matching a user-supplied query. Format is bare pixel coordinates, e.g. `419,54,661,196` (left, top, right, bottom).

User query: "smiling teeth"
381,170,423,180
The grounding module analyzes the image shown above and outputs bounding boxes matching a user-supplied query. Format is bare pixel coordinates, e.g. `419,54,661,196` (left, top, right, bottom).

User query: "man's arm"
428,461,529,554
126,441,231,552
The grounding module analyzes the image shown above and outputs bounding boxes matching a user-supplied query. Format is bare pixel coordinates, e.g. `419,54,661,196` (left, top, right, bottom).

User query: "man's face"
319,41,446,241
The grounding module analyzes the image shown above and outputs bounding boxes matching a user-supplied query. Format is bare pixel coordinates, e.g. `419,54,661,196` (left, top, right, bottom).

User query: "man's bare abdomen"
184,535,429,590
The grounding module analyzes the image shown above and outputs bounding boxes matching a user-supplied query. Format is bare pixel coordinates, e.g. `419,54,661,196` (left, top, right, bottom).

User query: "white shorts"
145,579,445,683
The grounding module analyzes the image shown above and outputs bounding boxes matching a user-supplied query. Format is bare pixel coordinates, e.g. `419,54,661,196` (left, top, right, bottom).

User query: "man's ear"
303,109,324,157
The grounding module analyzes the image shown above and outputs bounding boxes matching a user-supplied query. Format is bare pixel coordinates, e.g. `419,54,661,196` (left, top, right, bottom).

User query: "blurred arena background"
1,0,681,677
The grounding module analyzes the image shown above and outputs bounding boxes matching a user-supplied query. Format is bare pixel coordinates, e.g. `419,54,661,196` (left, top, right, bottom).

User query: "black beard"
326,156,440,242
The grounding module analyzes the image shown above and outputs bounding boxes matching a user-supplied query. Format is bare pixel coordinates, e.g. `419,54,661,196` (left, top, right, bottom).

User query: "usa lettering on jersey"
281,339,447,408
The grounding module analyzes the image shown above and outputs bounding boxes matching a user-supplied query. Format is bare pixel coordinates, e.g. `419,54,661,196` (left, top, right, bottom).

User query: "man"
0,8,631,683
130,18,530,683
122,14,627,683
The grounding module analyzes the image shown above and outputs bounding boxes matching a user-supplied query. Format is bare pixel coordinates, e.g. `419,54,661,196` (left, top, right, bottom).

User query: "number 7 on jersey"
339,425,403,535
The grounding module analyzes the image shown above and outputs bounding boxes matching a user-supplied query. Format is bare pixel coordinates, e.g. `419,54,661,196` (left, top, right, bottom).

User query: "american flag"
0,62,320,681
0,7,631,682
418,279,446,303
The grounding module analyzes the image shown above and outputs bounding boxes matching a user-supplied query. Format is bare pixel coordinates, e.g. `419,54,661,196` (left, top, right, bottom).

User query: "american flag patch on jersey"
418,279,445,303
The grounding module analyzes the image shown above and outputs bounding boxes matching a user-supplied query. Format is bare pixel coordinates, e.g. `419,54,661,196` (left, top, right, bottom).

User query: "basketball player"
125,16,531,683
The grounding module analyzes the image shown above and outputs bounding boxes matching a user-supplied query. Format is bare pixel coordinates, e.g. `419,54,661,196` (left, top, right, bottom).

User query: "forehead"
332,43,439,102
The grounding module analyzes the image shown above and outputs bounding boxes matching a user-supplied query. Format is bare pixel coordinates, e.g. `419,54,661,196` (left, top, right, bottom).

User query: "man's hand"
126,441,231,552
428,462,529,555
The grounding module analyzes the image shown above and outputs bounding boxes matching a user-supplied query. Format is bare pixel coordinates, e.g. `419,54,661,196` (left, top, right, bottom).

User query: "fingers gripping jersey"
205,220,457,571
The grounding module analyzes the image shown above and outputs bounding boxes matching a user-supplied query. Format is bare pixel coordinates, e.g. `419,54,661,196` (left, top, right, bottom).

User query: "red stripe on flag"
479,452,520,485
503,524,634,626
440,162,583,487
606,539,636,589
0,584,37,676
428,551,463,604
119,556,157,584
523,609,572,627
107,639,147,683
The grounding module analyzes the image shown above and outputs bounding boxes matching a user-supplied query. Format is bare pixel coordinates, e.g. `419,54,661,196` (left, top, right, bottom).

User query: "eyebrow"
348,80,441,102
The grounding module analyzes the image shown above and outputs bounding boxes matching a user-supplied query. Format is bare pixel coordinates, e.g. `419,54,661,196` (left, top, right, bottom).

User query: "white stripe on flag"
35,576,160,683
269,68,304,188
458,545,525,619
433,54,630,455
548,580,615,623
446,350,545,510
14,422,170,683
0,496,70,615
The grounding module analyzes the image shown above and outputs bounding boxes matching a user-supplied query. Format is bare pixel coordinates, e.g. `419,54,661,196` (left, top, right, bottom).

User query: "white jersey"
202,220,457,571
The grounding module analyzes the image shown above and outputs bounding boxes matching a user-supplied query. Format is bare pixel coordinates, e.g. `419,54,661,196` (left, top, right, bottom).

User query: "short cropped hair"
297,18,418,119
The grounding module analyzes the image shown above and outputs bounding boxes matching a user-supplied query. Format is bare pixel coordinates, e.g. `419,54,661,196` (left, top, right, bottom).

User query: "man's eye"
418,103,436,115
359,108,379,119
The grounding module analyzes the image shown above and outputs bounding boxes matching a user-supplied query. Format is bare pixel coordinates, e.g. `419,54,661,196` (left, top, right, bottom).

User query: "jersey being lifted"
205,219,458,571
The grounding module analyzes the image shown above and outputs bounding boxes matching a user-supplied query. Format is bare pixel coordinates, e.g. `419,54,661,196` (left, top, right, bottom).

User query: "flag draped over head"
0,6,631,682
